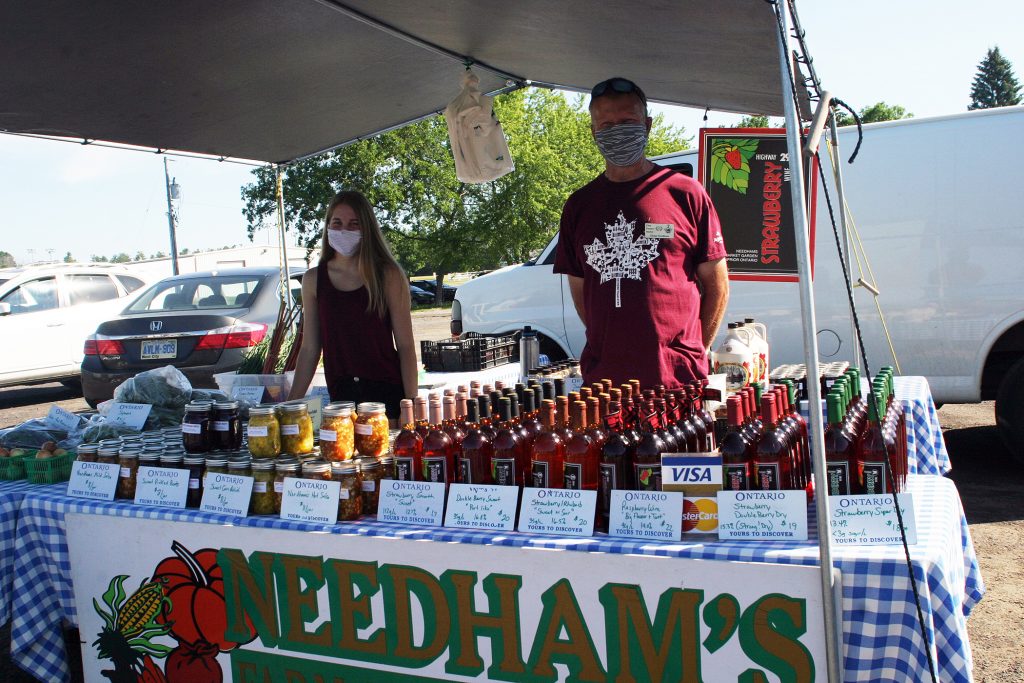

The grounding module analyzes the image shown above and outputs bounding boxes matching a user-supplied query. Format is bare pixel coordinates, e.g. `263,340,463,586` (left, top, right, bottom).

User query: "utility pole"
164,158,180,275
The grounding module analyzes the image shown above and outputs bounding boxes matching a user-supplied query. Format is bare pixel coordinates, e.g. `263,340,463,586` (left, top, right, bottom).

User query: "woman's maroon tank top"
316,265,402,385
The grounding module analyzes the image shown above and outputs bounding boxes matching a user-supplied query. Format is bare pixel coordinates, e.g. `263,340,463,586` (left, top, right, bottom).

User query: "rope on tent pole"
769,3,939,680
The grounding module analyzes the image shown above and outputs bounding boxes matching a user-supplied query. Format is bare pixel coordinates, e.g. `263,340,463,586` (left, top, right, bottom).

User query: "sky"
1,0,1021,266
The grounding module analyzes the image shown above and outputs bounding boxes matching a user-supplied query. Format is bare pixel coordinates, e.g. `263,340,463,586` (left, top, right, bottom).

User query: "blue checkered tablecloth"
8,474,982,683
802,375,951,476
0,480,65,626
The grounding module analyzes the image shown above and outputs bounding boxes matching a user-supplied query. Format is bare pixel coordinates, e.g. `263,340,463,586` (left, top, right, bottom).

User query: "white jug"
713,323,755,394
742,318,770,389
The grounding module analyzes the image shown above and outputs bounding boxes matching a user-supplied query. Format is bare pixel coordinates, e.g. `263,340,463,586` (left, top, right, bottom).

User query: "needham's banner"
68,514,829,682
698,129,819,282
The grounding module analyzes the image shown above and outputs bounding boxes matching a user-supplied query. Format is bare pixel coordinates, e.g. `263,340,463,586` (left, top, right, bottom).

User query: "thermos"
520,326,540,382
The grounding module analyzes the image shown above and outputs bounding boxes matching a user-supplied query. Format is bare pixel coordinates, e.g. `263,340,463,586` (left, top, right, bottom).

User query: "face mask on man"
593,123,649,167
328,229,362,256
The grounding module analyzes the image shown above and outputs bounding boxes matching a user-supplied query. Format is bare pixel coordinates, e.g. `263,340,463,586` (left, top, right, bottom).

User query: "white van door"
0,275,70,382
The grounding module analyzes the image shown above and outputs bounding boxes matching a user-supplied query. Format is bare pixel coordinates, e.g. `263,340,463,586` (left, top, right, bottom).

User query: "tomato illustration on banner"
91,541,255,683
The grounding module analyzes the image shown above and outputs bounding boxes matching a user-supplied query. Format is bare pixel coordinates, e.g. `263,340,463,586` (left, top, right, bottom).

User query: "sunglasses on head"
590,78,647,106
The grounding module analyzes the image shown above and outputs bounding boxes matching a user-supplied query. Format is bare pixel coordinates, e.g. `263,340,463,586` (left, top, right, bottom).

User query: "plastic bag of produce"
79,416,142,444
0,419,68,449
112,365,193,429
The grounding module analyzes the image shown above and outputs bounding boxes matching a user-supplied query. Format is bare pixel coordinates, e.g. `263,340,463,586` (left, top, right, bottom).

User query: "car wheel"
60,377,82,391
539,335,568,363
995,356,1024,466
84,396,99,409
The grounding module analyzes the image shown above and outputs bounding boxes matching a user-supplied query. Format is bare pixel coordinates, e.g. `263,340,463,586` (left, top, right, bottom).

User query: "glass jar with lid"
273,457,300,513
300,459,332,481
356,457,382,514
246,406,280,458
117,450,139,500
228,457,252,478
204,454,229,481
184,455,205,508
76,443,99,463
332,461,363,521
354,402,389,457
378,454,396,480
250,459,276,515
96,446,120,465
212,400,243,451
279,403,314,454
319,404,354,462
159,452,183,470
182,403,212,453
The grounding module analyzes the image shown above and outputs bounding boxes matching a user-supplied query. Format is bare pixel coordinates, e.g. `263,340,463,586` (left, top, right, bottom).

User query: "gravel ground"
0,315,1019,681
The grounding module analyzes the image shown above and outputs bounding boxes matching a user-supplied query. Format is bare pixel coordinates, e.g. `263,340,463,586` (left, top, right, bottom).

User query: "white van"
450,106,1024,455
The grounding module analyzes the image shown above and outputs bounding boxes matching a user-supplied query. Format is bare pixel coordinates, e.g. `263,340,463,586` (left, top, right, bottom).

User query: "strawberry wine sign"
698,128,819,282
68,514,831,682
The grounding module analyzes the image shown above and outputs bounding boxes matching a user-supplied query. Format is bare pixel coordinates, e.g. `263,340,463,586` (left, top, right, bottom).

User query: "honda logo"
150,321,163,332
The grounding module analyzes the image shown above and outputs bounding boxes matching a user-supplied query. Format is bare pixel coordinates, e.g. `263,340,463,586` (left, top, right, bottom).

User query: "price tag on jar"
304,396,323,431
518,488,597,537
67,462,119,501
200,473,254,517
279,477,340,524
134,466,188,508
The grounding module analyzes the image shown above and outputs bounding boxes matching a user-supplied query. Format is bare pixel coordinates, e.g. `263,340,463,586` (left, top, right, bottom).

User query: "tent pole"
775,4,843,681
826,117,862,370
275,166,292,312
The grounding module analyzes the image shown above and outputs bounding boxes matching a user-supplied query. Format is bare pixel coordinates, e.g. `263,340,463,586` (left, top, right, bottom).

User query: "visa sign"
662,454,723,492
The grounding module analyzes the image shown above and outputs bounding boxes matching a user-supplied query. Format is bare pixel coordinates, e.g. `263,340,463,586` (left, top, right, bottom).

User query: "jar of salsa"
182,403,212,453
76,444,99,463
246,406,281,458
300,459,332,481
332,461,363,521
273,457,300,514
280,403,314,454
117,450,139,500
212,400,243,451
356,457,382,514
250,459,276,515
354,402,389,457
97,446,119,465
184,455,205,508
319,404,355,462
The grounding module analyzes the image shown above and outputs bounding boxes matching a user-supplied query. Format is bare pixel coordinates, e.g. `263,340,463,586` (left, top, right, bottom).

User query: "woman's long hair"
319,190,403,318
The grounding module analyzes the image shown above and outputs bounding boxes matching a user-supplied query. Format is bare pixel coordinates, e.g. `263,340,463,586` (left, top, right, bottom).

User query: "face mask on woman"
593,122,649,167
328,229,361,256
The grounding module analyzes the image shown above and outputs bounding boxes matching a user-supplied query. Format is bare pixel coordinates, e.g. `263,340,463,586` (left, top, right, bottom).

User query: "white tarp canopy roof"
2,0,796,164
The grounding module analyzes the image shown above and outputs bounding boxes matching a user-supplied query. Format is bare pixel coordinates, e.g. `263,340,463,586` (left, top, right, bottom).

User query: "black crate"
420,333,519,372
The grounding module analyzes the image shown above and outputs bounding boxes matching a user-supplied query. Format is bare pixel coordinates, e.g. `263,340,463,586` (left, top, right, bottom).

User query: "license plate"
141,339,177,360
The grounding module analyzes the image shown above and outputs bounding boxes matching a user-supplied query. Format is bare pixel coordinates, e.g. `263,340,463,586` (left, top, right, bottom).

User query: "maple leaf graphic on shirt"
583,211,660,308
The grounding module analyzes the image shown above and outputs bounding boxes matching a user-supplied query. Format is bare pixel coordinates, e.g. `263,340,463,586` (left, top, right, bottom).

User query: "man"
554,77,729,389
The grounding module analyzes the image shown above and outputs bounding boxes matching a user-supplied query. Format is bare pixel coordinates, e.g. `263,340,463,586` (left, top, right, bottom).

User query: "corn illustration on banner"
68,514,829,682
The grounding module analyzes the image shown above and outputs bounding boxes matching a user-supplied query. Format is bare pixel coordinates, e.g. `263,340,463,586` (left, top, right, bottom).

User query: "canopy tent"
1,0,803,164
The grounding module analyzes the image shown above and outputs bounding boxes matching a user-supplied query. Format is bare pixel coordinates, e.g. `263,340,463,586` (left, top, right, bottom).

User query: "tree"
133,251,146,261
0,251,15,268
110,253,131,263
241,88,689,301
62,251,75,263
734,114,773,128
91,255,109,263
835,101,913,127
151,251,167,259
969,46,1022,110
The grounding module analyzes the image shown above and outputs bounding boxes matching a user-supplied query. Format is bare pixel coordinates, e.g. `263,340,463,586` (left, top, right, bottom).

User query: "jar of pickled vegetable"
184,455,205,508
97,446,119,465
378,454,396,480
228,457,252,478
159,452,183,470
77,444,98,463
139,452,160,470
356,457,382,514
212,400,243,451
182,403,212,453
354,402,388,457
250,459,276,515
280,403,314,454
204,454,229,484
273,457,300,514
332,461,363,521
319,404,354,462
246,406,281,458
117,451,139,500
300,459,332,481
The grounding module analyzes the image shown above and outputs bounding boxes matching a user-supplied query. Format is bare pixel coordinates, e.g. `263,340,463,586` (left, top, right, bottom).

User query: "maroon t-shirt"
554,166,726,389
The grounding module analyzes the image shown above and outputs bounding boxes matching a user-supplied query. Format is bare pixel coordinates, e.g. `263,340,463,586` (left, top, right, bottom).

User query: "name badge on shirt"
645,223,674,239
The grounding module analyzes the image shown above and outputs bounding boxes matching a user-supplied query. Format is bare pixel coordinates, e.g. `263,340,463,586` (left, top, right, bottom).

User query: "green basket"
25,452,73,484
0,453,31,481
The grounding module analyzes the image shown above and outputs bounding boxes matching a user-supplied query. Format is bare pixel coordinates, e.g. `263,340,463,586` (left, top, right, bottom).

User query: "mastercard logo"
682,497,718,532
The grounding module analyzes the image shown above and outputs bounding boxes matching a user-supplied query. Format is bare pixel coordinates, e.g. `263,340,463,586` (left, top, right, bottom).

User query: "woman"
287,190,417,419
